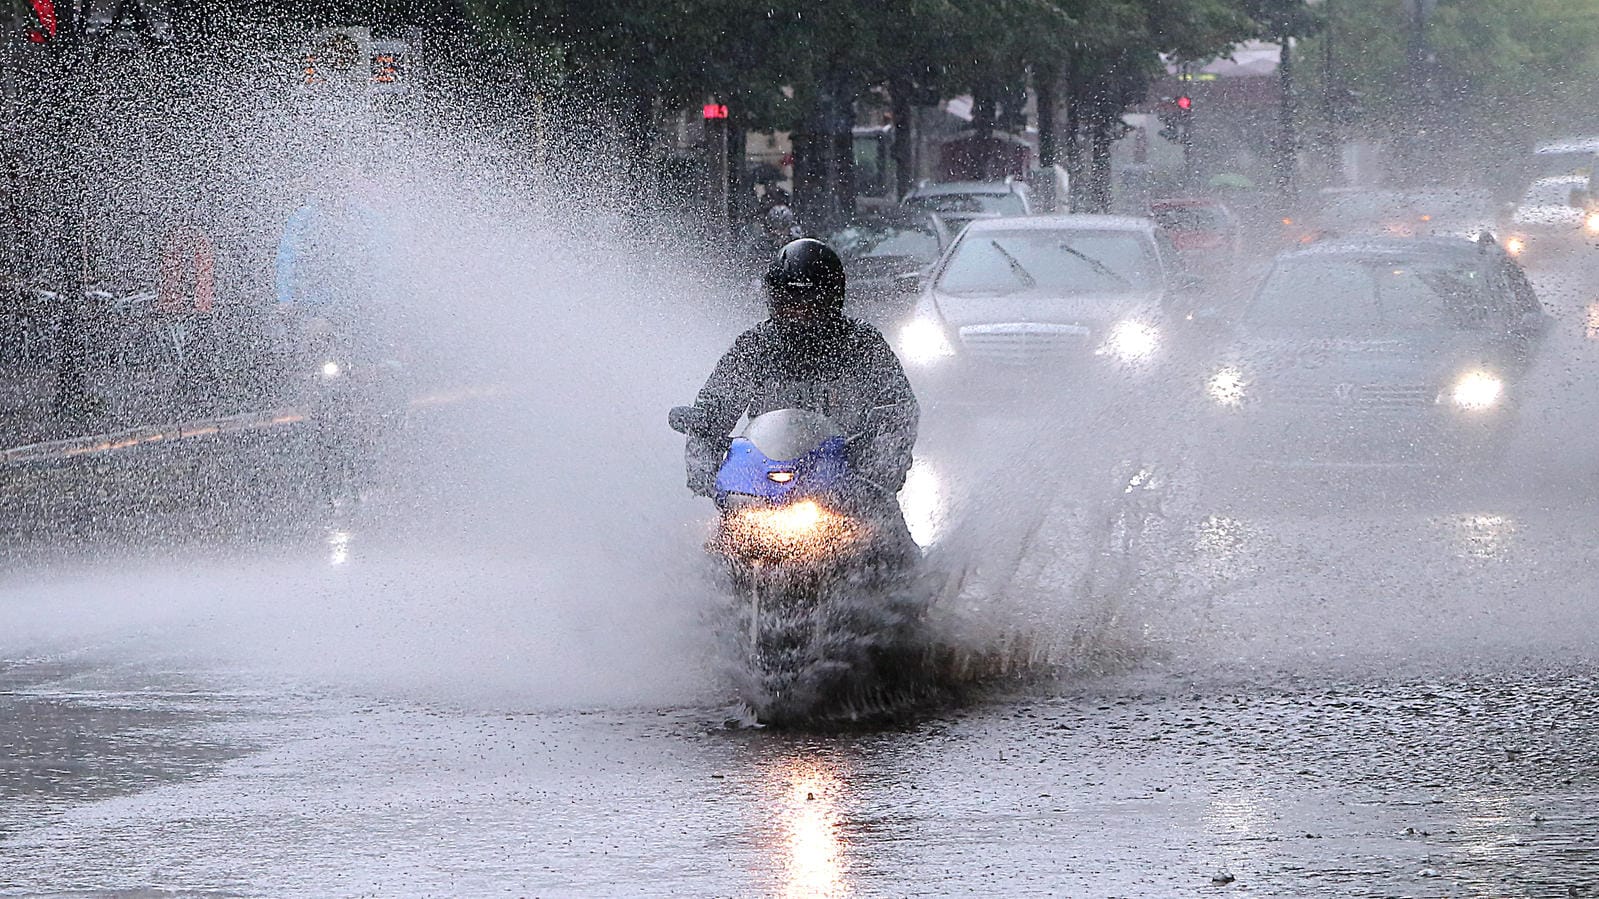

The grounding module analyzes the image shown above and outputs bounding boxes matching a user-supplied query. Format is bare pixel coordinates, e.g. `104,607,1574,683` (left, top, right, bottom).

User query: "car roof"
961,214,1155,234
908,180,1022,196
1150,197,1225,208
1277,235,1490,264
1535,138,1599,154
1529,173,1589,186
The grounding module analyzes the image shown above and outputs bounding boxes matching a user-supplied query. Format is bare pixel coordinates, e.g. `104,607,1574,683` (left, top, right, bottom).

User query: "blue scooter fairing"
715,434,849,501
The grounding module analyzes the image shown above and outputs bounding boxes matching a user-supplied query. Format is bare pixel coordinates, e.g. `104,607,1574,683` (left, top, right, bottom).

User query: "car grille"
1270,381,1436,409
957,323,1093,366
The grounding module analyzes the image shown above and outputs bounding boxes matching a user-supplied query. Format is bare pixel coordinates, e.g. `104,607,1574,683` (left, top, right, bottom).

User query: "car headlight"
1100,320,1160,361
898,316,955,366
1505,235,1527,256
1585,212,1599,234
320,360,343,380
1207,366,1247,407
1450,370,1503,411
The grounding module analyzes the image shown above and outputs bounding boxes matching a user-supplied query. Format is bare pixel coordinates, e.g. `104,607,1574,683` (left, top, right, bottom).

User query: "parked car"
825,210,953,319
1150,197,1242,260
1301,188,1500,243
901,180,1033,233
894,215,1206,399
1197,236,1548,469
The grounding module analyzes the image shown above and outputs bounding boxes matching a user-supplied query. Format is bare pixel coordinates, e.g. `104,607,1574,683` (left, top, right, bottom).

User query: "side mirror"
893,270,924,294
668,405,704,434
1173,271,1206,295
1512,310,1549,338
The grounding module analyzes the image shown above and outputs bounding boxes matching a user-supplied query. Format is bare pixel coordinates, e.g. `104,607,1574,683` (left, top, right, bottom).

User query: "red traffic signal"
702,103,729,120
1176,95,1193,111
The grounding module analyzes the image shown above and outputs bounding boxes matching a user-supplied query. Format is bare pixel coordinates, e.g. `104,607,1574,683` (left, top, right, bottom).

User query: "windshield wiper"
1056,242,1131,288
989,240,1037,289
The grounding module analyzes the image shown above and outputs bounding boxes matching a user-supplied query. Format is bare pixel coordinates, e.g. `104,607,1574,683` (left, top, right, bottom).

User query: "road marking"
0,383,509,468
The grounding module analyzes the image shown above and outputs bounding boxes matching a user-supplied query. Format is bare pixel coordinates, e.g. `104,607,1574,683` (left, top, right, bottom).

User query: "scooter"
670,405,923,724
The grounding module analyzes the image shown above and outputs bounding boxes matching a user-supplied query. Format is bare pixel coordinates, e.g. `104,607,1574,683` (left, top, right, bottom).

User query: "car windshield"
936,229,1160,295
1522,177,1585,207
1248,258,1500,333
906,192,1026,216
1533,149,1597,178
1152,205,1227,230
829,222,941,262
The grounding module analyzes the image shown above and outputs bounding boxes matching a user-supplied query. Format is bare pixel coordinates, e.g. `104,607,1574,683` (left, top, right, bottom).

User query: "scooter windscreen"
715,408,849,500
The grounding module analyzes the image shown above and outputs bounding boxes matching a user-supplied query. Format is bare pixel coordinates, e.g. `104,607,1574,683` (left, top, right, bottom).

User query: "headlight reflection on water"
898,460,946,549
1448,513,1517,562
1208,366,1247,407
771,759,851,899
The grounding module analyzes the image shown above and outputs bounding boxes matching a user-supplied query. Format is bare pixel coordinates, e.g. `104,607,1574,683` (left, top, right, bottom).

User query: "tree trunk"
46,3,97,420
1088,114,1114,213
1034,63,1059,212
970,83,999,180
1064,59,1083,209
1275,34,1297,207
889,78,915,199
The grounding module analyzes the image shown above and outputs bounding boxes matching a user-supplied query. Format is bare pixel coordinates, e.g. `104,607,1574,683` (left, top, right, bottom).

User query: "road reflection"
898,459,946,549
1444,513,1517,561
765,755,853,899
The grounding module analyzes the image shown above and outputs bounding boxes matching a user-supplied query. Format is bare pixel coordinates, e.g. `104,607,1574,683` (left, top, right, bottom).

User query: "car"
824,210,953,318
1528,138,1599,181
894,215,1203,397
1304,188,1500,242
1149,197,1242,260
1504,174,1598,259
1197,236,1548,470
901,180,1033,233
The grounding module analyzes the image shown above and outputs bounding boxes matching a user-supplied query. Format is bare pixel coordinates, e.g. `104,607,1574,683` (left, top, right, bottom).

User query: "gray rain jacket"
684,314,919,501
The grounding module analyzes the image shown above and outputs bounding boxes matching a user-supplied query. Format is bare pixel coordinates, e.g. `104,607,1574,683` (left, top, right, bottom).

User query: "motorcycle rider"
681,238,921,563
274,169,406,501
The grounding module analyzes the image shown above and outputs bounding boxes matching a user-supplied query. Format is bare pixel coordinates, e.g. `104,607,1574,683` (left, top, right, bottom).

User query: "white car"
1504,174,1597,259
895,215,1200,396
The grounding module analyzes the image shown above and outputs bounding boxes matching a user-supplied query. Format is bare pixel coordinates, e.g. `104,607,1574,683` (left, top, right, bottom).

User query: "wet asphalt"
3,254,1599,897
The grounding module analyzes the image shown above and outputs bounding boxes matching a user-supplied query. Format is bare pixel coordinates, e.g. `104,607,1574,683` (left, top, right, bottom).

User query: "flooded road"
4,258,1599,897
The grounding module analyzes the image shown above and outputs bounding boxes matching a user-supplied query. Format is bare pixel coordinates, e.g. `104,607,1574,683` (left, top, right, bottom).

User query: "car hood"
1219,333,1505,386
1512,204,1583,228
929,287,1165,331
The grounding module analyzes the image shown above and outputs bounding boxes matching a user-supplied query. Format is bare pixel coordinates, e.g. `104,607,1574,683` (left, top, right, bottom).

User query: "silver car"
894,215,1197,393
901,180,1033,234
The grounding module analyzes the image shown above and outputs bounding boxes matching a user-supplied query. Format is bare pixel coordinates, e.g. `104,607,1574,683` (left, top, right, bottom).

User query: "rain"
3,1,1599,896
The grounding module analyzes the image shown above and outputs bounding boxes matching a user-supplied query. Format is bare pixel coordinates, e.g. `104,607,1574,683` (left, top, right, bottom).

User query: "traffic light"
369,39,410,96
1157,95,1193,143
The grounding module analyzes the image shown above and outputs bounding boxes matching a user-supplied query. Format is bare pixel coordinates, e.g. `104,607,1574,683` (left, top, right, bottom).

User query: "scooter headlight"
1505,235,1527,256
726,500,858,561
898,316,955,366
1100,320,1160,361
1450,370,1503,411
1586,212,1599,234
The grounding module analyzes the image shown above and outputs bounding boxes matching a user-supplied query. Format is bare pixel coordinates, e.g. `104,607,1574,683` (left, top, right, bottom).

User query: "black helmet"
764,238,845,315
